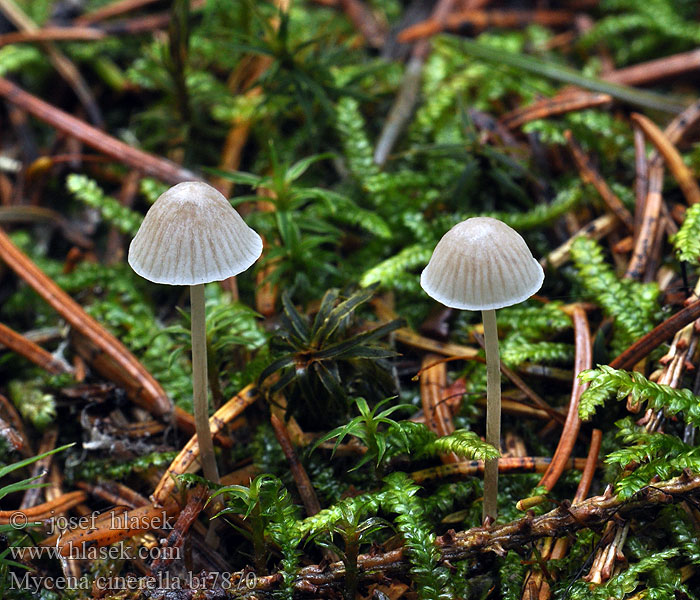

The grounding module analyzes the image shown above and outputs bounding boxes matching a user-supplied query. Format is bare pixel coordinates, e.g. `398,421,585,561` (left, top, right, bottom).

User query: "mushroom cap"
420,217,544,311
128,181,263,285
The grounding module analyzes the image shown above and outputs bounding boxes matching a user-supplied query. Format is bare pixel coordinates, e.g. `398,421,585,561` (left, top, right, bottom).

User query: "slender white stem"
190,284,220,485
482,308,501,522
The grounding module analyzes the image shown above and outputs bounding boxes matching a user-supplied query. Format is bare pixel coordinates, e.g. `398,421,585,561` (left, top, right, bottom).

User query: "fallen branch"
251,472,700,593
0,227,172,417
152,385,259,505
0,321,72,375
0,77,200,185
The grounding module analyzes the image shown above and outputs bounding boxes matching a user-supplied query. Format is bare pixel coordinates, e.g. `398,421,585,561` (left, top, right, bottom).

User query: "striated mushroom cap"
128,181,262,285
420,217,544,311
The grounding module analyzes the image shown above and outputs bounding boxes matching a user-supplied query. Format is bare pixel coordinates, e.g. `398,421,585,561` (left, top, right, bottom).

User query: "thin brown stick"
633,124,649,240
91,1,206,36
47,502,178,556
339,0,386,47
538,307,591,491
0,77,199,185
625,163,663,279
411,456,588,484
543,214,619,269
74,0,162,25
626,100,700,277
19,426,58,510
0,0,103,126
565,130,635,231
535,429,603,600
474,333,566,427
150,485,209,574
270,414,322,517
604,48,700,87
0,227,172,417
609,298,700,370
373,0,456,165
105,170,140,264
373,298,479,358
397,9,573,42
631,112,700,206
76,480,149,508
0,27,104,46
501,92,611,130
573,428,603,504
0,205,93,248
0,321,72,375
420,355,459,464
153,385,259,505
659,99,700,149
0,491,87,524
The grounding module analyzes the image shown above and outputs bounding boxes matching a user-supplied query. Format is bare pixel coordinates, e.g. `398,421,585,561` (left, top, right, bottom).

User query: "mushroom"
420,217,543,521
128,181,262,485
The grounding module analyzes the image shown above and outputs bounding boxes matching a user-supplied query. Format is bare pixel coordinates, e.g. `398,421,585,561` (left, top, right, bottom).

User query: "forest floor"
1,1,700,599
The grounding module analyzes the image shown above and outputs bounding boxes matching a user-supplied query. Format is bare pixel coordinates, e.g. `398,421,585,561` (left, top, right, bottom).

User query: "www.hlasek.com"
8,540,182,562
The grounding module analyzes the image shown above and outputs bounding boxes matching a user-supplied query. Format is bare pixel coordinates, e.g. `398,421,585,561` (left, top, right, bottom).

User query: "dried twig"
150,485,209,574
410,456,588,484
0,227,172,417
604,48,700,87
420,355,459,464
501,91,611,130
339,0,386,47
74,0,162,25
538,306,591,491
633,124,649,240
474,333,566,427
19,426,58,510
271,413,322,517
565,130,635,231
373,298,478,358
253,473,700,592
542,214,618,269
47,501,178,556
626,162,664,279
610,298,700,370
626,101,700,278
398,9,574,43
0,0,103,126
0,77,199,184
631,112,700,206
0,27,104,46
374,0,457,166
153,385,259,505
0,491,87,524
0,321,72,375
77,480,149,509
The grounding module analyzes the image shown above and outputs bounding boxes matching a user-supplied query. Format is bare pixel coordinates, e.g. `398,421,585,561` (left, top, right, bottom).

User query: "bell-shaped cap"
128,181,263,285
420,217,544,311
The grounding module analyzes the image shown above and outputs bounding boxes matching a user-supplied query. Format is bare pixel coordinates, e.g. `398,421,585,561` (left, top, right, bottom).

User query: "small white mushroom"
420,216,543,522
129,181,262,485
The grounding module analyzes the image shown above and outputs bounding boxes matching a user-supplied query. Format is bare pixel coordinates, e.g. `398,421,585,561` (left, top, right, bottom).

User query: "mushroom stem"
482,308,501,522
190,283,220,485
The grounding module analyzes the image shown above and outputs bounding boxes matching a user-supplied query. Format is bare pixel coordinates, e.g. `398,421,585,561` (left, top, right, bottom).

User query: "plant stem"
343,530,359,600
190,283,220,485
482,308,500,522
